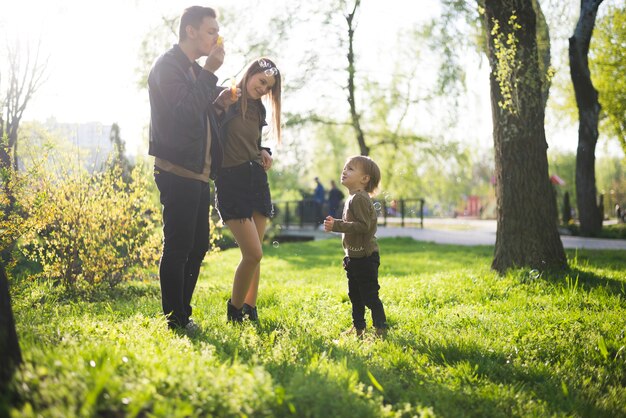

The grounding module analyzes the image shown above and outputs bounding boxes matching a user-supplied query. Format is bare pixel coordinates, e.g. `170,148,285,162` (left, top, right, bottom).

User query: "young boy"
324,155,388,338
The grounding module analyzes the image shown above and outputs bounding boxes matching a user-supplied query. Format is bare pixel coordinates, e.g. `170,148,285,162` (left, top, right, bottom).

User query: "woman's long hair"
238,57,282,143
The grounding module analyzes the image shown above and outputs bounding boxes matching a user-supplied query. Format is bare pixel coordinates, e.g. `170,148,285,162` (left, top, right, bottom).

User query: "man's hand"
324,216,334,232
204,43,224,73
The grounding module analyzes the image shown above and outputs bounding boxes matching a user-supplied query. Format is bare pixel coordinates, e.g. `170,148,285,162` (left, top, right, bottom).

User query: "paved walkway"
281,219,626,250
377,219,626,250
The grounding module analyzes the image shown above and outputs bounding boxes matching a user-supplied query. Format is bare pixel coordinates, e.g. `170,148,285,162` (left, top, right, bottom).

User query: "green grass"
4,238,626,417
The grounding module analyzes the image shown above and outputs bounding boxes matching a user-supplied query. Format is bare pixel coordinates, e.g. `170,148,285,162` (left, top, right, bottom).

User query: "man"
327,180,344,218
313,177,326,225
148,6,235,331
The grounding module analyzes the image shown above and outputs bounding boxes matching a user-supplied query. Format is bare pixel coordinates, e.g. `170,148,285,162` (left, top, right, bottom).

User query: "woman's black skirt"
215,161,273,222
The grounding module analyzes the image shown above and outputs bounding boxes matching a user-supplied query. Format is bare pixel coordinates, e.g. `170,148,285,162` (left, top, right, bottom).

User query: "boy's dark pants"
155,170,211,328
343,252,387,330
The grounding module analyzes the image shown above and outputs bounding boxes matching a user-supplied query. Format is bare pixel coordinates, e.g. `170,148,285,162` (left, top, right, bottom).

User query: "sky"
2,0,622,158
2,0,178,155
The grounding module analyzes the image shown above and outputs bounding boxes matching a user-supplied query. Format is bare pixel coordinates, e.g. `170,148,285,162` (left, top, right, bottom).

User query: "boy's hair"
348,155,381,194
179,6,217,42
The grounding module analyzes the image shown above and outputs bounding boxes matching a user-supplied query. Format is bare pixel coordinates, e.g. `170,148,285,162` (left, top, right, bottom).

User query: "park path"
285,218,626,250
376,218,626,250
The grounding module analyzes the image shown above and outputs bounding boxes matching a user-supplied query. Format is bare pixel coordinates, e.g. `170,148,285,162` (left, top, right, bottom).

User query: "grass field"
4,238,626,417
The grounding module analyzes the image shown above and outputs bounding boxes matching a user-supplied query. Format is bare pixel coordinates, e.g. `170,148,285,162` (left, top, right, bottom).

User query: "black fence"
272,198,425,229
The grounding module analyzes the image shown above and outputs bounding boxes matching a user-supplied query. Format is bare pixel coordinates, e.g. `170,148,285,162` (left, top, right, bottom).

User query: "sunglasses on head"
258,59,279,77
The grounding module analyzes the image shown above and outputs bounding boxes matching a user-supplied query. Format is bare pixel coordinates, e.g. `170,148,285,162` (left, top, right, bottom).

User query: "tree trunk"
484,0,567,273
569,0,604,236
0,263,21,390
1,121,16,225
345,0,369,156
0,115,9,169
532,0,551,109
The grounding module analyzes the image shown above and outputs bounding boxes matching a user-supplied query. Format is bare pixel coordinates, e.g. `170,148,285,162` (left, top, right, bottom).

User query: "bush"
16,160,162,288
600,223,626,239
2,141,225,290
564,221,626,239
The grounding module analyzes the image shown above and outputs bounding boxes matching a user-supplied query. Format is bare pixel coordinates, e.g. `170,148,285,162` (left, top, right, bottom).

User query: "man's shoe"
184,319,201,335
342,326,365,339
227,299,244,322
242,303,258,321
375,327,388,339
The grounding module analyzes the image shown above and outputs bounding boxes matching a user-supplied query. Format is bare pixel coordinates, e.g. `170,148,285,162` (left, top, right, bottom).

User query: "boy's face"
341,161,369,192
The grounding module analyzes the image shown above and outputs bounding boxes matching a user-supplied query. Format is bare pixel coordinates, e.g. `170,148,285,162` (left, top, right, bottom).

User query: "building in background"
44,118,113,171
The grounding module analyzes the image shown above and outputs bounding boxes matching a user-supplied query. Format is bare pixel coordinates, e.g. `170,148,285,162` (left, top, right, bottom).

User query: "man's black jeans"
343,252,387,330
155,169,211,328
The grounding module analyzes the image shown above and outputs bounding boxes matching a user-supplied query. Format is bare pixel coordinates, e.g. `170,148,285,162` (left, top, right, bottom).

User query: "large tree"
0,263,21,391
0,40,47,389
570,0,604,236
591,2,626,155
483,0,567,273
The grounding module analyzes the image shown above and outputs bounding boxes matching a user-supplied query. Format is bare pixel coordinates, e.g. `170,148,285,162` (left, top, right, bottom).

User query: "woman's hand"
260,149,273,171
215,87,240,111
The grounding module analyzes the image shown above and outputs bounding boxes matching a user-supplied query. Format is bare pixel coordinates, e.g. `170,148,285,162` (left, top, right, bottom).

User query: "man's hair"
179,6,217,41
348,155,381,194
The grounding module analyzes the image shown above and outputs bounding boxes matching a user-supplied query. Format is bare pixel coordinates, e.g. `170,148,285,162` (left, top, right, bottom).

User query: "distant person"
148,6,236,332
327,180,345,218
313,177,326,224
323,155,388,338
387,199,398,216
214,57,281,322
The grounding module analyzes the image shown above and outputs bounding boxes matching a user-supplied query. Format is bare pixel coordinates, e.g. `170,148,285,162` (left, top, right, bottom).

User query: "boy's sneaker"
242,303,258,321
227,299,244,322
342,326,365,339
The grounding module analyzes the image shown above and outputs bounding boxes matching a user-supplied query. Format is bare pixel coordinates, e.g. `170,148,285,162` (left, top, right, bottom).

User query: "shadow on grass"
543,267,626,298
186,322,510,417
375,333,606,417
266,237,494,272
181,318,609,418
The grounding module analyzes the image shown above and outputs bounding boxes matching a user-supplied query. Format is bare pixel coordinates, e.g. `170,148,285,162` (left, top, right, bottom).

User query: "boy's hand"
323,216,334,232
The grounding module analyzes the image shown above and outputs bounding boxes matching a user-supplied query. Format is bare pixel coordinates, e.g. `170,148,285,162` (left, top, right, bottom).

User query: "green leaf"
367,370,384,393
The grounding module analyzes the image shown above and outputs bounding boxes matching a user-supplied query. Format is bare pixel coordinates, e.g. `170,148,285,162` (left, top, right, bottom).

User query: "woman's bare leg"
244,212,268,306
226,217,263,308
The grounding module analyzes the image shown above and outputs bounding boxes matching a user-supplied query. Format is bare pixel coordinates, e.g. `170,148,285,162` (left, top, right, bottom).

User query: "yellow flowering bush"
16,161,162,288
3,133,222,289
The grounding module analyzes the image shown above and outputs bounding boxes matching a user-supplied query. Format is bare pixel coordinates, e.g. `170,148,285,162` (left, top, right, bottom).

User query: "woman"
214,57,281,322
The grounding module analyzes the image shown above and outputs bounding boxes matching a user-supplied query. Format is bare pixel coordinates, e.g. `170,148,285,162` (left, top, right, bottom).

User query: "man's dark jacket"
148,44,222,178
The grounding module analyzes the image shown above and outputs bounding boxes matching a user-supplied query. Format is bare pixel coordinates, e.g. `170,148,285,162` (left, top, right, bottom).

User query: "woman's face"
245,72,276,100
